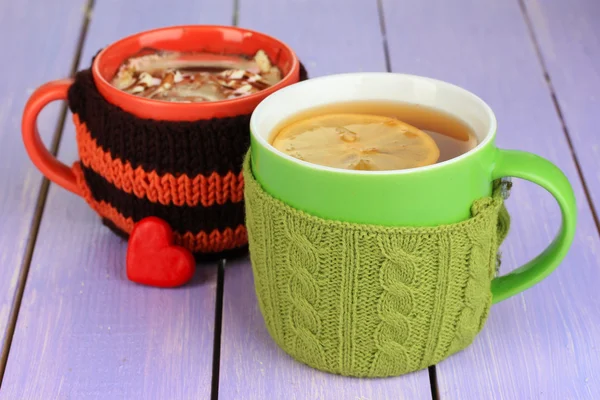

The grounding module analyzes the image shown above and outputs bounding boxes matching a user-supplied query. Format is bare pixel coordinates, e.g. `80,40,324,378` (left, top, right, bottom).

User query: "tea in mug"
270,101,478,171
111,49,282,102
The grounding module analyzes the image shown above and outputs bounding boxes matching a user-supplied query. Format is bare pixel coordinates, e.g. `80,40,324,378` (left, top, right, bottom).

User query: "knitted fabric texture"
66,62,308,257
243,155,511,378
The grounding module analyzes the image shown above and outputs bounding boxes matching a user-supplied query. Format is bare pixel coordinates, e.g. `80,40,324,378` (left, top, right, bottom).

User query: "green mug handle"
490,149,577,303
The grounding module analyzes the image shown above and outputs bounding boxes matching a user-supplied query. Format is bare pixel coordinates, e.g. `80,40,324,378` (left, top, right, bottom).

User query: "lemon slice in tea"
271,113,440,171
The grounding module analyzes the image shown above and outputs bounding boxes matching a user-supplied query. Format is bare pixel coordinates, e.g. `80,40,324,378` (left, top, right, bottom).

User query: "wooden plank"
0,1,233,398
0,0,86,364
380,0,600,398
523,0,600,217
218,1,433,399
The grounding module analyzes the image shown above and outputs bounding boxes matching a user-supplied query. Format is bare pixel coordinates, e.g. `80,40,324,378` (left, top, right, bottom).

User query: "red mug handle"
22,79,81,196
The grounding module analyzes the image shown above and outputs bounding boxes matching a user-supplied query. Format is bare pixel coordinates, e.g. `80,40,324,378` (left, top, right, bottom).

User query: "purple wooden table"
0,0,599,398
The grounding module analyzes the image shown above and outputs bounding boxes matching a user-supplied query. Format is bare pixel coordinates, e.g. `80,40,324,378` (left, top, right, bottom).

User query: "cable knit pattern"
243,155,511,377
370,236,420,375
283,221,328,369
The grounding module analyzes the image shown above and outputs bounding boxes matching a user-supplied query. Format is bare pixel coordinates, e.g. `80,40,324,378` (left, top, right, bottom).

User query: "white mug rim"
250,72,497,176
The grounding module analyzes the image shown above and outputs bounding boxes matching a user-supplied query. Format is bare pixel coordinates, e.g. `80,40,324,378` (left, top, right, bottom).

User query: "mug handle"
490,149,577,303
22,79,81,196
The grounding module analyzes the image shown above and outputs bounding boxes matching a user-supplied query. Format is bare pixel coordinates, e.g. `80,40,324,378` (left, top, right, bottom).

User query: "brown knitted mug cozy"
66,64,308,260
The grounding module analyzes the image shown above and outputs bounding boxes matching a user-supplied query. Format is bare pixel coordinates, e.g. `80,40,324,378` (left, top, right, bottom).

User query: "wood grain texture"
0,0,86,359
218,1,432,398
0,0,233,398
523,0,600,216
237,0,388,77
380,0,600,398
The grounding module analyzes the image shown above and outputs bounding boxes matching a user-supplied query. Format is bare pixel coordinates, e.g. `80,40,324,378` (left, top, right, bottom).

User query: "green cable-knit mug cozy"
245,73,577,378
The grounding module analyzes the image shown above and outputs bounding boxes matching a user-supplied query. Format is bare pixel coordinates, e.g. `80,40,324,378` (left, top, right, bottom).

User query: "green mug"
245,73,577,377
249,72,576,303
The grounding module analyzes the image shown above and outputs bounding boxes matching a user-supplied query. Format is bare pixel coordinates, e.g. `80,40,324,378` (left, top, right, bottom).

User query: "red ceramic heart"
126,217,195,288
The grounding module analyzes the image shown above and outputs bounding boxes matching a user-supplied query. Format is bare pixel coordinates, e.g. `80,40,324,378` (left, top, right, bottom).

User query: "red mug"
22,25,300,256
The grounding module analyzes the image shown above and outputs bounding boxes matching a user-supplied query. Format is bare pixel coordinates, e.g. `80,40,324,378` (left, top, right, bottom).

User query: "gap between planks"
212,4,238,399
211,260,225,400
377,0,440,397
517,0,600,236
0,0,96,386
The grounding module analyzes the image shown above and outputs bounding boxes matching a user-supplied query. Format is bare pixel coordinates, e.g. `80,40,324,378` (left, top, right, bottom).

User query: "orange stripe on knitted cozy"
73,114,244,207
73,163,247,253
